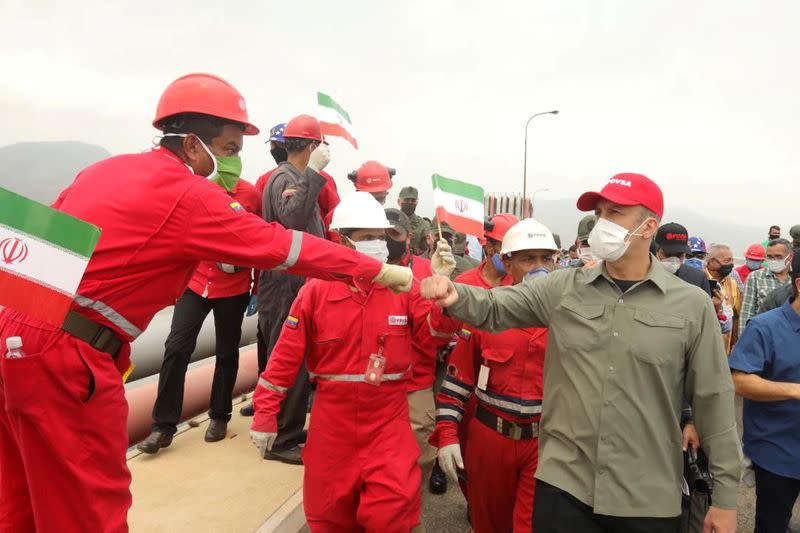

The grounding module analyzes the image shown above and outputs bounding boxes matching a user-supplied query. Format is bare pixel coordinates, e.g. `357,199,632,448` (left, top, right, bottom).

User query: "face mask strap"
162,133,218,179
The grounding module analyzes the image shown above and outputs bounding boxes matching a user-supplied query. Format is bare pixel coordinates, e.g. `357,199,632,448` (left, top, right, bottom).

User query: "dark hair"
792,252,800,297
769,225,781,232
284,138,315,153
158,113,242,152
568,244,578,253
767,238,792,255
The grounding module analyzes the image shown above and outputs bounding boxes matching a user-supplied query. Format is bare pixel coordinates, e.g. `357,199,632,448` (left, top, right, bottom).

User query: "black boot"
204,419,228,442
137,431,173,454
429,460,448,494
239,402,255,416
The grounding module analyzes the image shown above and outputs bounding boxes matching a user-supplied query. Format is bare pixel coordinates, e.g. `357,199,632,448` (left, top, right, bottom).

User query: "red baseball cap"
576,173,664,219
744,244,766,261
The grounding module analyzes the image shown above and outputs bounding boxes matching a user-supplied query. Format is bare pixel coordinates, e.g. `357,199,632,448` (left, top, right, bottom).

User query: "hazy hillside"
0,141,111,204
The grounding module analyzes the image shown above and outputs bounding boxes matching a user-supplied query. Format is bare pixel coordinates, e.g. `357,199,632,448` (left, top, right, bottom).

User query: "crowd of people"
0,72,798,533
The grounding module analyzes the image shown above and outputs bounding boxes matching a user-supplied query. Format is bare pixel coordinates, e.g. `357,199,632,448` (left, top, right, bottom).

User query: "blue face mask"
491,253,507,275
745,259,763,271
525,267,550,281
684,257,703,270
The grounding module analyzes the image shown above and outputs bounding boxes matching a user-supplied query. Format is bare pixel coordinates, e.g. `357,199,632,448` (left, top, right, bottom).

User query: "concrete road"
419,477,800,532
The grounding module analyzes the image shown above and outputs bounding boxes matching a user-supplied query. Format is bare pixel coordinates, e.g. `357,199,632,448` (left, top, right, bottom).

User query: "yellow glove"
373,264,413,293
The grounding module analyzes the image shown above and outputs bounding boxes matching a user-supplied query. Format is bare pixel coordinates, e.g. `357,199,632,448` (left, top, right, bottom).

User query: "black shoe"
137,431,173,454
429,461,448,494
239,403,255,417
204,419,228,442
298,430,308,444
264,445,303,465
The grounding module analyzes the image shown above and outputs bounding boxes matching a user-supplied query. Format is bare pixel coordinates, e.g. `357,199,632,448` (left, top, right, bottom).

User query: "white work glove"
250,430,277,457
373,264,413,293
438,443,464,482
431,239,457,277
307,143,331,172
216,262,241,274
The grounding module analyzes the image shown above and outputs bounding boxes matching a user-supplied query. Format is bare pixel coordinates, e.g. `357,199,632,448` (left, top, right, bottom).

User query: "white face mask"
578,246,596,264
162,133,218,178
767,258,788,274
660,256,682,274
587,217,648,262
353,239,389,264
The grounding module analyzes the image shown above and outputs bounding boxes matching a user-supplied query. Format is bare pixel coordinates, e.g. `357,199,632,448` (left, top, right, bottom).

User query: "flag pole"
437,219,443,242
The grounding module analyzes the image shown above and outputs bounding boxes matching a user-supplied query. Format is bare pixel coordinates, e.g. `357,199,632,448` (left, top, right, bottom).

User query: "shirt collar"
780,298,800,332
583,254,669,294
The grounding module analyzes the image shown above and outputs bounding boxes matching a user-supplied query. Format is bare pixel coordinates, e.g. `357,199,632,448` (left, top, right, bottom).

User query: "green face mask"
210,155,242,192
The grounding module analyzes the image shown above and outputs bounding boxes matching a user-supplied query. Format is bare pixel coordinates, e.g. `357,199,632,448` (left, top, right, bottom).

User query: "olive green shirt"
446,258,742,517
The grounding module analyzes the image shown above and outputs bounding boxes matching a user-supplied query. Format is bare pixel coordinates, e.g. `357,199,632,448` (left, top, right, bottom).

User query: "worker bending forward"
251,192,458,532
431,219,557,533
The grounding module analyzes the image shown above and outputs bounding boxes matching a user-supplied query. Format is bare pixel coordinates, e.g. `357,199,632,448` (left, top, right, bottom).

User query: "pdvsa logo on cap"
608,177,632,187
1,237,28,265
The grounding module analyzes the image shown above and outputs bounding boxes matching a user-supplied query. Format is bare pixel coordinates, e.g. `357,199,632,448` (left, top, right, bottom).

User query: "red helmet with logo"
153,73,259,135
348,161,395,193
744,244,766,261
484,213,520,242
283,114,322,141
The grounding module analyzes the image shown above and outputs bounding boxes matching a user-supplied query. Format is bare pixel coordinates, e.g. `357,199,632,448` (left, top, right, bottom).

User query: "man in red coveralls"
384,208,455,488
0,73,411,533
431,218,558,533
429,213,518,496
250,192,458,533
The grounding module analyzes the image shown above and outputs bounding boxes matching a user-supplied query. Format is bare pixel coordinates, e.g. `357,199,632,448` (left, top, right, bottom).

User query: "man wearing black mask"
385,207,460,510
398,186,431,255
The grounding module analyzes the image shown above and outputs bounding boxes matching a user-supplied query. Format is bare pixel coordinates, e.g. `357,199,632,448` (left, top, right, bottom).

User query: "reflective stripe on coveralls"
308,365,411,383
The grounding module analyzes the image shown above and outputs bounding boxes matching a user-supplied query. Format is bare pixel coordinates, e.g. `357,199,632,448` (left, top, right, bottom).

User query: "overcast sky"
1,0,797,241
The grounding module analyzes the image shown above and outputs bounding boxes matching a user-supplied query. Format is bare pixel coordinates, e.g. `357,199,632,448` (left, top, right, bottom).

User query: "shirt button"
601,435,608,442
604,400,609,406
613,331,619,337
609,366,615,372
618,298,624,304
598,470,606,476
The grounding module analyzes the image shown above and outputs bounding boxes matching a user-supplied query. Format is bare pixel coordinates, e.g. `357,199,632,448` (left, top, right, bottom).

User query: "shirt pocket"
558,300,606,350
383,328,412,371
481,347,515,389
630,309,686,365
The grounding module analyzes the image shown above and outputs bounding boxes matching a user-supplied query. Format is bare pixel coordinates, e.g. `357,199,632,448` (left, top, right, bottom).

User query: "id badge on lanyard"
365,335,387,386
477,361,490,391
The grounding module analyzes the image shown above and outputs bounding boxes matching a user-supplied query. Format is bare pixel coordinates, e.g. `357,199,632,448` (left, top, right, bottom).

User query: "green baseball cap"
399,186,419,200
576,214,596,242
430,217,456,236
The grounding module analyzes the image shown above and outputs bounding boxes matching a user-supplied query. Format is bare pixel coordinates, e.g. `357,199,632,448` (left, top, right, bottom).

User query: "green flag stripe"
0,187,101,258
431,174,484,202
317,92,352,124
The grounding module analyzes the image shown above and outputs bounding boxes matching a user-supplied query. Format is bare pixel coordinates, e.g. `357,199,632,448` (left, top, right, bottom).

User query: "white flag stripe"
0,225,87,295
432,188,484,223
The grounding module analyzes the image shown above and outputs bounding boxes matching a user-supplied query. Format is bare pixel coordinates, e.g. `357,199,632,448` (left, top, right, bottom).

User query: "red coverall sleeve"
429,330,480,448
181,182,382,287
409,279,460,347
251,287,312,433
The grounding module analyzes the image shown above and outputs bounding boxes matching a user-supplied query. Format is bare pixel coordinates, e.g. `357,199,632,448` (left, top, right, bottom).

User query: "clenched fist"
420,275,459,307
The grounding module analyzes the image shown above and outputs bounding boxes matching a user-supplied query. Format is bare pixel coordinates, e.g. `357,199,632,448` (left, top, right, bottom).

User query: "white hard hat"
330,191,393,230
500,218,558,255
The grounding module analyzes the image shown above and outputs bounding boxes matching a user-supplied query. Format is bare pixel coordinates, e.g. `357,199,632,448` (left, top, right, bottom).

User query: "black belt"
62,309,123,358
475,403,538,440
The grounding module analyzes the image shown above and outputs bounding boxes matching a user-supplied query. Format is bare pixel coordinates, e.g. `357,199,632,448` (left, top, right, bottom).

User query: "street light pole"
523,110,559,201
531,187,550,216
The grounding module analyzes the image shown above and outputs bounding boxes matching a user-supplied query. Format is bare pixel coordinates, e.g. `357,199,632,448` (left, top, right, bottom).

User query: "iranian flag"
0,187,100,326
317,91,358,148
432,174,484,236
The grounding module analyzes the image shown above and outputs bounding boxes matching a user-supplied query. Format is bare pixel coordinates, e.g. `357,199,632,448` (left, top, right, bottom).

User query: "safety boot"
136,431,173,454
204,419,228,442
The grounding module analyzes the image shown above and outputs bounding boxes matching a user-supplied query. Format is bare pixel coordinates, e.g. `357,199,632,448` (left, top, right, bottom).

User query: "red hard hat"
485,213,520,241
352,161,393,193
283,114,322,141
745,244,766,261
153,73,259,135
